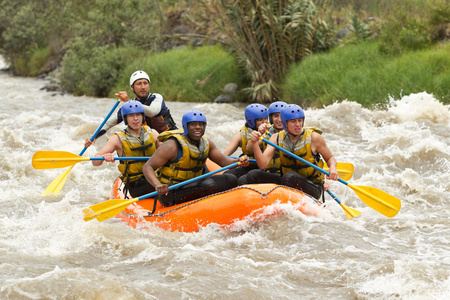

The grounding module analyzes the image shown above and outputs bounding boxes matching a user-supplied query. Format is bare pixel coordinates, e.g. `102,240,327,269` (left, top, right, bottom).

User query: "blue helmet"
280,104,305,130
182,110,207,135
244,104,268,130
121,100,145,125
269,101,287,115
268,101,287,123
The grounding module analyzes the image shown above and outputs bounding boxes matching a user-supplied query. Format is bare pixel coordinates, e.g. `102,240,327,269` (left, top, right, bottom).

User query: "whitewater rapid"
0,56,449,299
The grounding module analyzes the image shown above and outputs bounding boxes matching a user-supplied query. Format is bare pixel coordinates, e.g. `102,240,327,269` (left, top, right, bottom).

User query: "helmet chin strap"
132,87,142,99
287,130,299,138
288,124,306,138
185,133,200,145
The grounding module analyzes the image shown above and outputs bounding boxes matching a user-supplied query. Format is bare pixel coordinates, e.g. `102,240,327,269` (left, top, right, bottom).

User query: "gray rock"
40,83,60,92
336,25,352,39
223,83,238,95
214,94,232,103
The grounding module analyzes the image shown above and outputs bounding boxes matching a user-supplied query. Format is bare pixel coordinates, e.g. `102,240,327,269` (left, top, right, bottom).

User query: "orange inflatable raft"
113,161,324,232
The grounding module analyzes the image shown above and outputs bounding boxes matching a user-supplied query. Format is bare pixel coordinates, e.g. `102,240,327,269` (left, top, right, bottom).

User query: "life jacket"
277,127,325,183
156,130,210,185
139,93,170,133
262,125,281,173
116,125,157,184
240,125,258,167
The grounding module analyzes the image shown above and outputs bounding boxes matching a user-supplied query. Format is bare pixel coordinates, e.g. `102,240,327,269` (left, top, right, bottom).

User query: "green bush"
377,0,446,55
348,10,373,42
1,2,48,74
0,0,161,76
398,26,431,50
429,1,450,25
60,38,141,97
111,45,247,102
379,18,432,54
13,47,52,77
280,41,449,107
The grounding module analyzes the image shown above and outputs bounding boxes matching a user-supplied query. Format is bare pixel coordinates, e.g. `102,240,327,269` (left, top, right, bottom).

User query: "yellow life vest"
277,127,325,183
240,126,258,167
157,131,210,185
116,125,157,184
262,126,281,173
157,129,184,142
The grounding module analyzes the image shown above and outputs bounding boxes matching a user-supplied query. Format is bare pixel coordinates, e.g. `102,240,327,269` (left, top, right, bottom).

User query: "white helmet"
129,70,151,88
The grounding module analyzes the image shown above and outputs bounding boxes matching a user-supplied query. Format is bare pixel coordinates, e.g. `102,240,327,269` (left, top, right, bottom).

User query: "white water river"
0,57,449,299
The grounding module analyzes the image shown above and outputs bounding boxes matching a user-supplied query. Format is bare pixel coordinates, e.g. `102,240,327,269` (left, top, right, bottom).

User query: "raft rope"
120,184,323,219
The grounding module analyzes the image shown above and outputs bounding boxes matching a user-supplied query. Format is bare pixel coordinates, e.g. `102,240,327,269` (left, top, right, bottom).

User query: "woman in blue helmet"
143,110,249,207
91,101,161,198
247,104,339,201
222,103,269,184
84,70,177,148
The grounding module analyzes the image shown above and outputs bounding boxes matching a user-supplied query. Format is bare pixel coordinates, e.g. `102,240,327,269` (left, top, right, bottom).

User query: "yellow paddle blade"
339,203,362,219
324,162,354,181
349,184,401,218
83,198,139,222
32,151,89,169
42,166,74,195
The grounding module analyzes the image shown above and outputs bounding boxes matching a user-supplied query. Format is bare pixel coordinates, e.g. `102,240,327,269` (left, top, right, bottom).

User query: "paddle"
326,190,361,219
83,162,240,222
32,151,150,169
324,162,354,181
261,137,401,217
42,100,121,195
227,155,353,181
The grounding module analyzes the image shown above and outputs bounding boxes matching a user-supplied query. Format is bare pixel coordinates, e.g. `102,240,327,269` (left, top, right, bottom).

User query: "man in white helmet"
85,70,177,148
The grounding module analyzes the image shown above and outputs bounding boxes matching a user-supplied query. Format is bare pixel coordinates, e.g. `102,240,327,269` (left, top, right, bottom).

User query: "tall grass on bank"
111,45,247,102
281,41,449,107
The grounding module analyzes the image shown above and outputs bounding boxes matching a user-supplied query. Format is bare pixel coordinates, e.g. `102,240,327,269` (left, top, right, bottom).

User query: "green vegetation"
110,45,248,102
15,47,51,77
59,41,141,97
0,0,448,106
281,41,450,107
0,0,162,76
203,0,336,102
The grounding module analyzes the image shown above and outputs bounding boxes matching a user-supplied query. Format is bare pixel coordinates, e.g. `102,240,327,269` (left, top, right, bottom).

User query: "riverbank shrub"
14,47,52,77
111,45,247,102
59,39,141,97
280,41,449,107
0,0,448,106
377,0,448,55
0,2,48,75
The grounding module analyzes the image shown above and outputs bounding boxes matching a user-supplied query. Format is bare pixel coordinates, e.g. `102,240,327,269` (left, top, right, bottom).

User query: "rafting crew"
222,103,269,185
247,104,339,201
88,102,337,206
142,110,249,207
239,101,288,185
84,70,177,148
91,101,161,198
